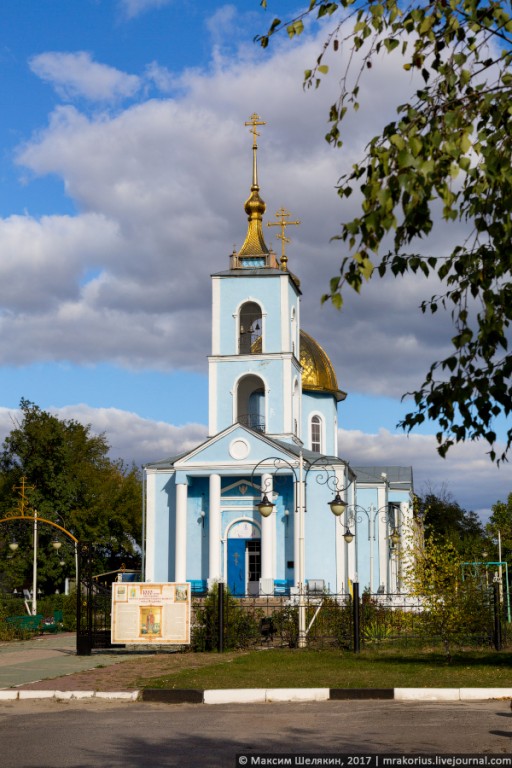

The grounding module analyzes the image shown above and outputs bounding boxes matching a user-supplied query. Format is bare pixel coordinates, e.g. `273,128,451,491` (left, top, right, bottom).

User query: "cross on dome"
267,207,301,270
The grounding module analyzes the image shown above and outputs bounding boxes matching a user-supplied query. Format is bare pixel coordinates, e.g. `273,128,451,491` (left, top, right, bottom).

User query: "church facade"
143,115,413,597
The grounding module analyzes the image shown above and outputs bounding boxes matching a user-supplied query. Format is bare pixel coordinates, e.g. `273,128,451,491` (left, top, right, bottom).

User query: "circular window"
229,438,250,460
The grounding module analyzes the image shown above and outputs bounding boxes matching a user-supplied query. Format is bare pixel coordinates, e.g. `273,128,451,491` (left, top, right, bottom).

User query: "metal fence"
190,584,506,653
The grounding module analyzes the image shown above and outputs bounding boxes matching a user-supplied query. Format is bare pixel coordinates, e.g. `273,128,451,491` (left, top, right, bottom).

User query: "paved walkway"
0,632,136,689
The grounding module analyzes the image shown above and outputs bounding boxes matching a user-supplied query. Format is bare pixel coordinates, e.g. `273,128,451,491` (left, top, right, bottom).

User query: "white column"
294,475,302,589
260,473,275,585
32,511,38,616
145,471,156,581
175,483,188,582
347,505,357,589
297,454,306,647
209,474,222,582
377,485,388,592
334,467,348,593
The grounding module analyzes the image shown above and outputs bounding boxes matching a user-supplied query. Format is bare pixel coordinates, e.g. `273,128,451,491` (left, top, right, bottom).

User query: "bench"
5,614,43,633
187,579,208,596
274,579,292,596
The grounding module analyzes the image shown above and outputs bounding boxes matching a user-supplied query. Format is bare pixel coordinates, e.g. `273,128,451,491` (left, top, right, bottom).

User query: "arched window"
293,379,300,437
237,374,266,432
291,306,297,356
310,415,323,453
239,302,262,354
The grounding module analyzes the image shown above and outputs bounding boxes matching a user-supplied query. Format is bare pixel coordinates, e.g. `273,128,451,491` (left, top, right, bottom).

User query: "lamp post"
32,510,37,615
252,451,352,648
344,504,401,593
1,478,79,616
30,514,69,616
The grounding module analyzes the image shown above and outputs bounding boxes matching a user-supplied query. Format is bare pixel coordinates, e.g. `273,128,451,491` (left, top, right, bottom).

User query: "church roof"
144,423,350,472
271,438,350,469
300,330,346,402
353,466,413,490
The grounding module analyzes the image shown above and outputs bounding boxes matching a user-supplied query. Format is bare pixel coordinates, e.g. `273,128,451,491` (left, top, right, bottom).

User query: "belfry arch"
238,301,262,354
236,373,266,432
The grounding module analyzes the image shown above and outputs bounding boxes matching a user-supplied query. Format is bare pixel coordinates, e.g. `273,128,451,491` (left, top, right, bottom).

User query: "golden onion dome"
250,329,346,401
300,330,346,402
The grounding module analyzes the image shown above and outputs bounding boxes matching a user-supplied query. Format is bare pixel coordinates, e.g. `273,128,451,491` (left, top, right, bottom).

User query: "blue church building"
143,114,413,597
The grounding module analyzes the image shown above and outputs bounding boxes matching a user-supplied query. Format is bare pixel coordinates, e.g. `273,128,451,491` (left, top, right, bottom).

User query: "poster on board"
111,582,191,645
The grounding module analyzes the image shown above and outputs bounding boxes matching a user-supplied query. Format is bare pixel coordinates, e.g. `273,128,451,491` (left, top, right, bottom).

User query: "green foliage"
486,492,512,560
362,620,392,644
416,487,487,558
270,604,300,647
258,1,512,462
191,584,262,651
36,591,77,631
0,591,76,639
0,399,142,594
403,530,492,657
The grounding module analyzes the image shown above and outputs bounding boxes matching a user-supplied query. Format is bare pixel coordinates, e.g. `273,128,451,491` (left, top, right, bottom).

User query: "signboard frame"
111,582,191,645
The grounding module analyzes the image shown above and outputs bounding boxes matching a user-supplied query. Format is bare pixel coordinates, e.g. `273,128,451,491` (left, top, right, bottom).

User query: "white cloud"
0,12,502,504
10,29,460,393
0,212,120,313
56,404,208,462
339,427,511,520
119,0,173,20
29,52,141,102
144,62,174,93
0,405,207,469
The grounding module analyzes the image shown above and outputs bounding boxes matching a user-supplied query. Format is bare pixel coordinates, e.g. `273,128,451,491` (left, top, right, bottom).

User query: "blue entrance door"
227,539,246,595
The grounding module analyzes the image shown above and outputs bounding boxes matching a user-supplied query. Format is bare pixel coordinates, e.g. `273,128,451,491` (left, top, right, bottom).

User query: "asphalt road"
0,699,511,768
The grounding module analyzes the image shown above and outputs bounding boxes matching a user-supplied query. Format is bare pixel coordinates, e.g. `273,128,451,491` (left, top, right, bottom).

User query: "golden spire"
237,113,270,260
267,207,300,270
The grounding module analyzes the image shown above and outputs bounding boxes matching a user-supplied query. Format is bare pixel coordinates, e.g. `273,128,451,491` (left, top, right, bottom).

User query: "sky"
0,0,509,521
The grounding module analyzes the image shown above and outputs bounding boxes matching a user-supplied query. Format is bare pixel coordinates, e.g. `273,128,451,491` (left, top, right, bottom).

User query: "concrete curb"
2,688,512,704
139,687,512,704
0,690,139,701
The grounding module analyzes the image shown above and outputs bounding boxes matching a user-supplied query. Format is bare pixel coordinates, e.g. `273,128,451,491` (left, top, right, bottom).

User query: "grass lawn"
137,647,512,690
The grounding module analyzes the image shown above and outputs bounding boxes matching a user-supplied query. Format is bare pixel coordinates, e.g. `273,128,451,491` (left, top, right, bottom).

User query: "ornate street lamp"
328,492,347,517
257,494,275,518
389,528,401,548
343,503,404,593
251,452,353,648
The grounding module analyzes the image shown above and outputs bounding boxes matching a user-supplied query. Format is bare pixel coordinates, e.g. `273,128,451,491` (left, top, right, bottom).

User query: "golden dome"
250,329,346,401
300,330,346,402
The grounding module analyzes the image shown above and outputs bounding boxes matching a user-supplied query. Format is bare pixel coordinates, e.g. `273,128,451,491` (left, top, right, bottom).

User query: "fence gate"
76,543,113,656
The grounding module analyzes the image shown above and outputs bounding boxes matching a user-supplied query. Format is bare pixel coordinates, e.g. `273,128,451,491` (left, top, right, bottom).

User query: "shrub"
191,584,261,651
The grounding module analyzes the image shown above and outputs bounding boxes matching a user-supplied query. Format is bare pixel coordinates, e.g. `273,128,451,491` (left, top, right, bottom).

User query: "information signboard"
111,582,190,645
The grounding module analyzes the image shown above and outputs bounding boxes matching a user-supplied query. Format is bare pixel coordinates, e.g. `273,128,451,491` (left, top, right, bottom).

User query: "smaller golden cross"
244,113,266,149
11,476,35,517
267,207,300,268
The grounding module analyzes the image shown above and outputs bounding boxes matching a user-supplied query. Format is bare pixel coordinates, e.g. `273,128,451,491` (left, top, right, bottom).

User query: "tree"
486,492,512,562
416,486,487,559
402,529,492,657
258,0,512,462
0,399,142,594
